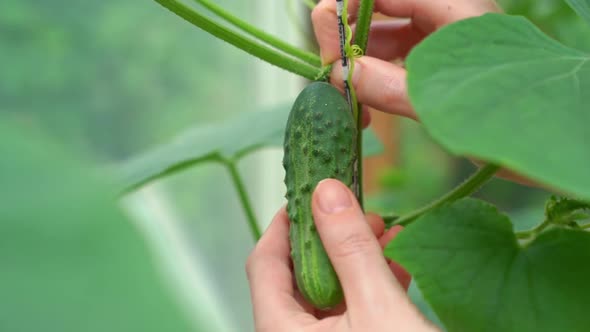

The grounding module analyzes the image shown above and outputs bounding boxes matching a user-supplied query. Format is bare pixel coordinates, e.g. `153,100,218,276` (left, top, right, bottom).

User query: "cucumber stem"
515,220,551,240
352,0,376,209
224,160,261,241
192,0,321,66
388,163,500,227
354,0,375,52
153,0,322,81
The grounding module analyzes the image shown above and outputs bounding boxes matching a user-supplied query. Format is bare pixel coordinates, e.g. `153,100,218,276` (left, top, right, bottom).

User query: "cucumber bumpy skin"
283,82,357,310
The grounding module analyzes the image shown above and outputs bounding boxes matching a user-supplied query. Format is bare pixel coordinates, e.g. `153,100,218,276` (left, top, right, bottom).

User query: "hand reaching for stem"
312,0,502,120
246,179,440,331
314,0,537,186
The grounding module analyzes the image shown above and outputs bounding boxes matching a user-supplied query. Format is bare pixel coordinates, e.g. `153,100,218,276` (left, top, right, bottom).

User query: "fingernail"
316,179,352,214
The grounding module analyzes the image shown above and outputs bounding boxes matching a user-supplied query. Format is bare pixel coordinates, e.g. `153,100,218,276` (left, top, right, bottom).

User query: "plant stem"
354,0,375,52
383,215,399,228
301,0,317,10
192,0,321,67
389,164,500,227
154,0,321,81
352,0,376,209
314,64,333,81
356,116,364,208
224,160,261,241
515,220,551,240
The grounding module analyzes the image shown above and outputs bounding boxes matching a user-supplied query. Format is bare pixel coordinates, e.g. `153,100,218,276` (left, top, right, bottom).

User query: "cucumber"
283,82,357,309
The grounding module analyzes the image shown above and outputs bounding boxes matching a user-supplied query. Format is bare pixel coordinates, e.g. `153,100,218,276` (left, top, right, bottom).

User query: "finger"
246,207,314,329
374,0,502,33
365,212,385,238
331,56,417,120
379,226,412,291
311,179,410,316
378,225,403,249
390,261,412,291
365,20,426,61
313,0,500,64
362,106,371,128
317,302,346,319
313,213,381,320
312,0,361,64
294,290,317,315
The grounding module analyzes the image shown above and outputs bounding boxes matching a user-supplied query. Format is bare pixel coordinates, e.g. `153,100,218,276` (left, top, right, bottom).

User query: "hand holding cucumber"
246,180,437,332
247,1,501,330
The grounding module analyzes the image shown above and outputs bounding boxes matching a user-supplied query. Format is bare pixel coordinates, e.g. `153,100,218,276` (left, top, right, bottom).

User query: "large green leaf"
0,122,198,331
566,0,590,25
406,13,590,200
385,198,590,332
119,104,384,191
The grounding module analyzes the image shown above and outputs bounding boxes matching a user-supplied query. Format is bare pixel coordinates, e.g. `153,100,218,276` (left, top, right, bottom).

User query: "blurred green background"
1,0,588,331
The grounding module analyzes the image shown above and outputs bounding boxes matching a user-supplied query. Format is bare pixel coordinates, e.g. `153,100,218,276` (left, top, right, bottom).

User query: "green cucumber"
283,82,357,309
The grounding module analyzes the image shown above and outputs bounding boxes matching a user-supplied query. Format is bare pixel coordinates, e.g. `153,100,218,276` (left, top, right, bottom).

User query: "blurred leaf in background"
499,0,590,52
0,1,277,330
0,120,203,331
0,0,251,159
366,121,452,216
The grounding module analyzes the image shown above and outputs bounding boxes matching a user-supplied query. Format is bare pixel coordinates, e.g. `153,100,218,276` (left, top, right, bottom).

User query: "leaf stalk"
351,0,376,208
192,0,321,66
386,164,500,227
223,159,261,241
154,0,321,80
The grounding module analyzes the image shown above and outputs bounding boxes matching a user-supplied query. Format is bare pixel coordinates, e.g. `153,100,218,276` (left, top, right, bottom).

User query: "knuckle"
380,75,405,106
311,0,330,26
333,232,375,259
310,6,323,26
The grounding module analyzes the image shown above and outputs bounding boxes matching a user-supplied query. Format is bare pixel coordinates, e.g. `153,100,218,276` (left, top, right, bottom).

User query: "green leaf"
545,195,590,224
118,104,290,190
406,13,590,200
119,104,383,191
385,198,590,332
566,0,590,25
0,122,197,331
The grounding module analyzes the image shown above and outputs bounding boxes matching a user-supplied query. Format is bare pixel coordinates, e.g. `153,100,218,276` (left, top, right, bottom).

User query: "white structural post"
123,184,237,332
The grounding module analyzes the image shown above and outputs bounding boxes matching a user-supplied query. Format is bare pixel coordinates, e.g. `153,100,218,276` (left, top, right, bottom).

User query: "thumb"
311,179,408,315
